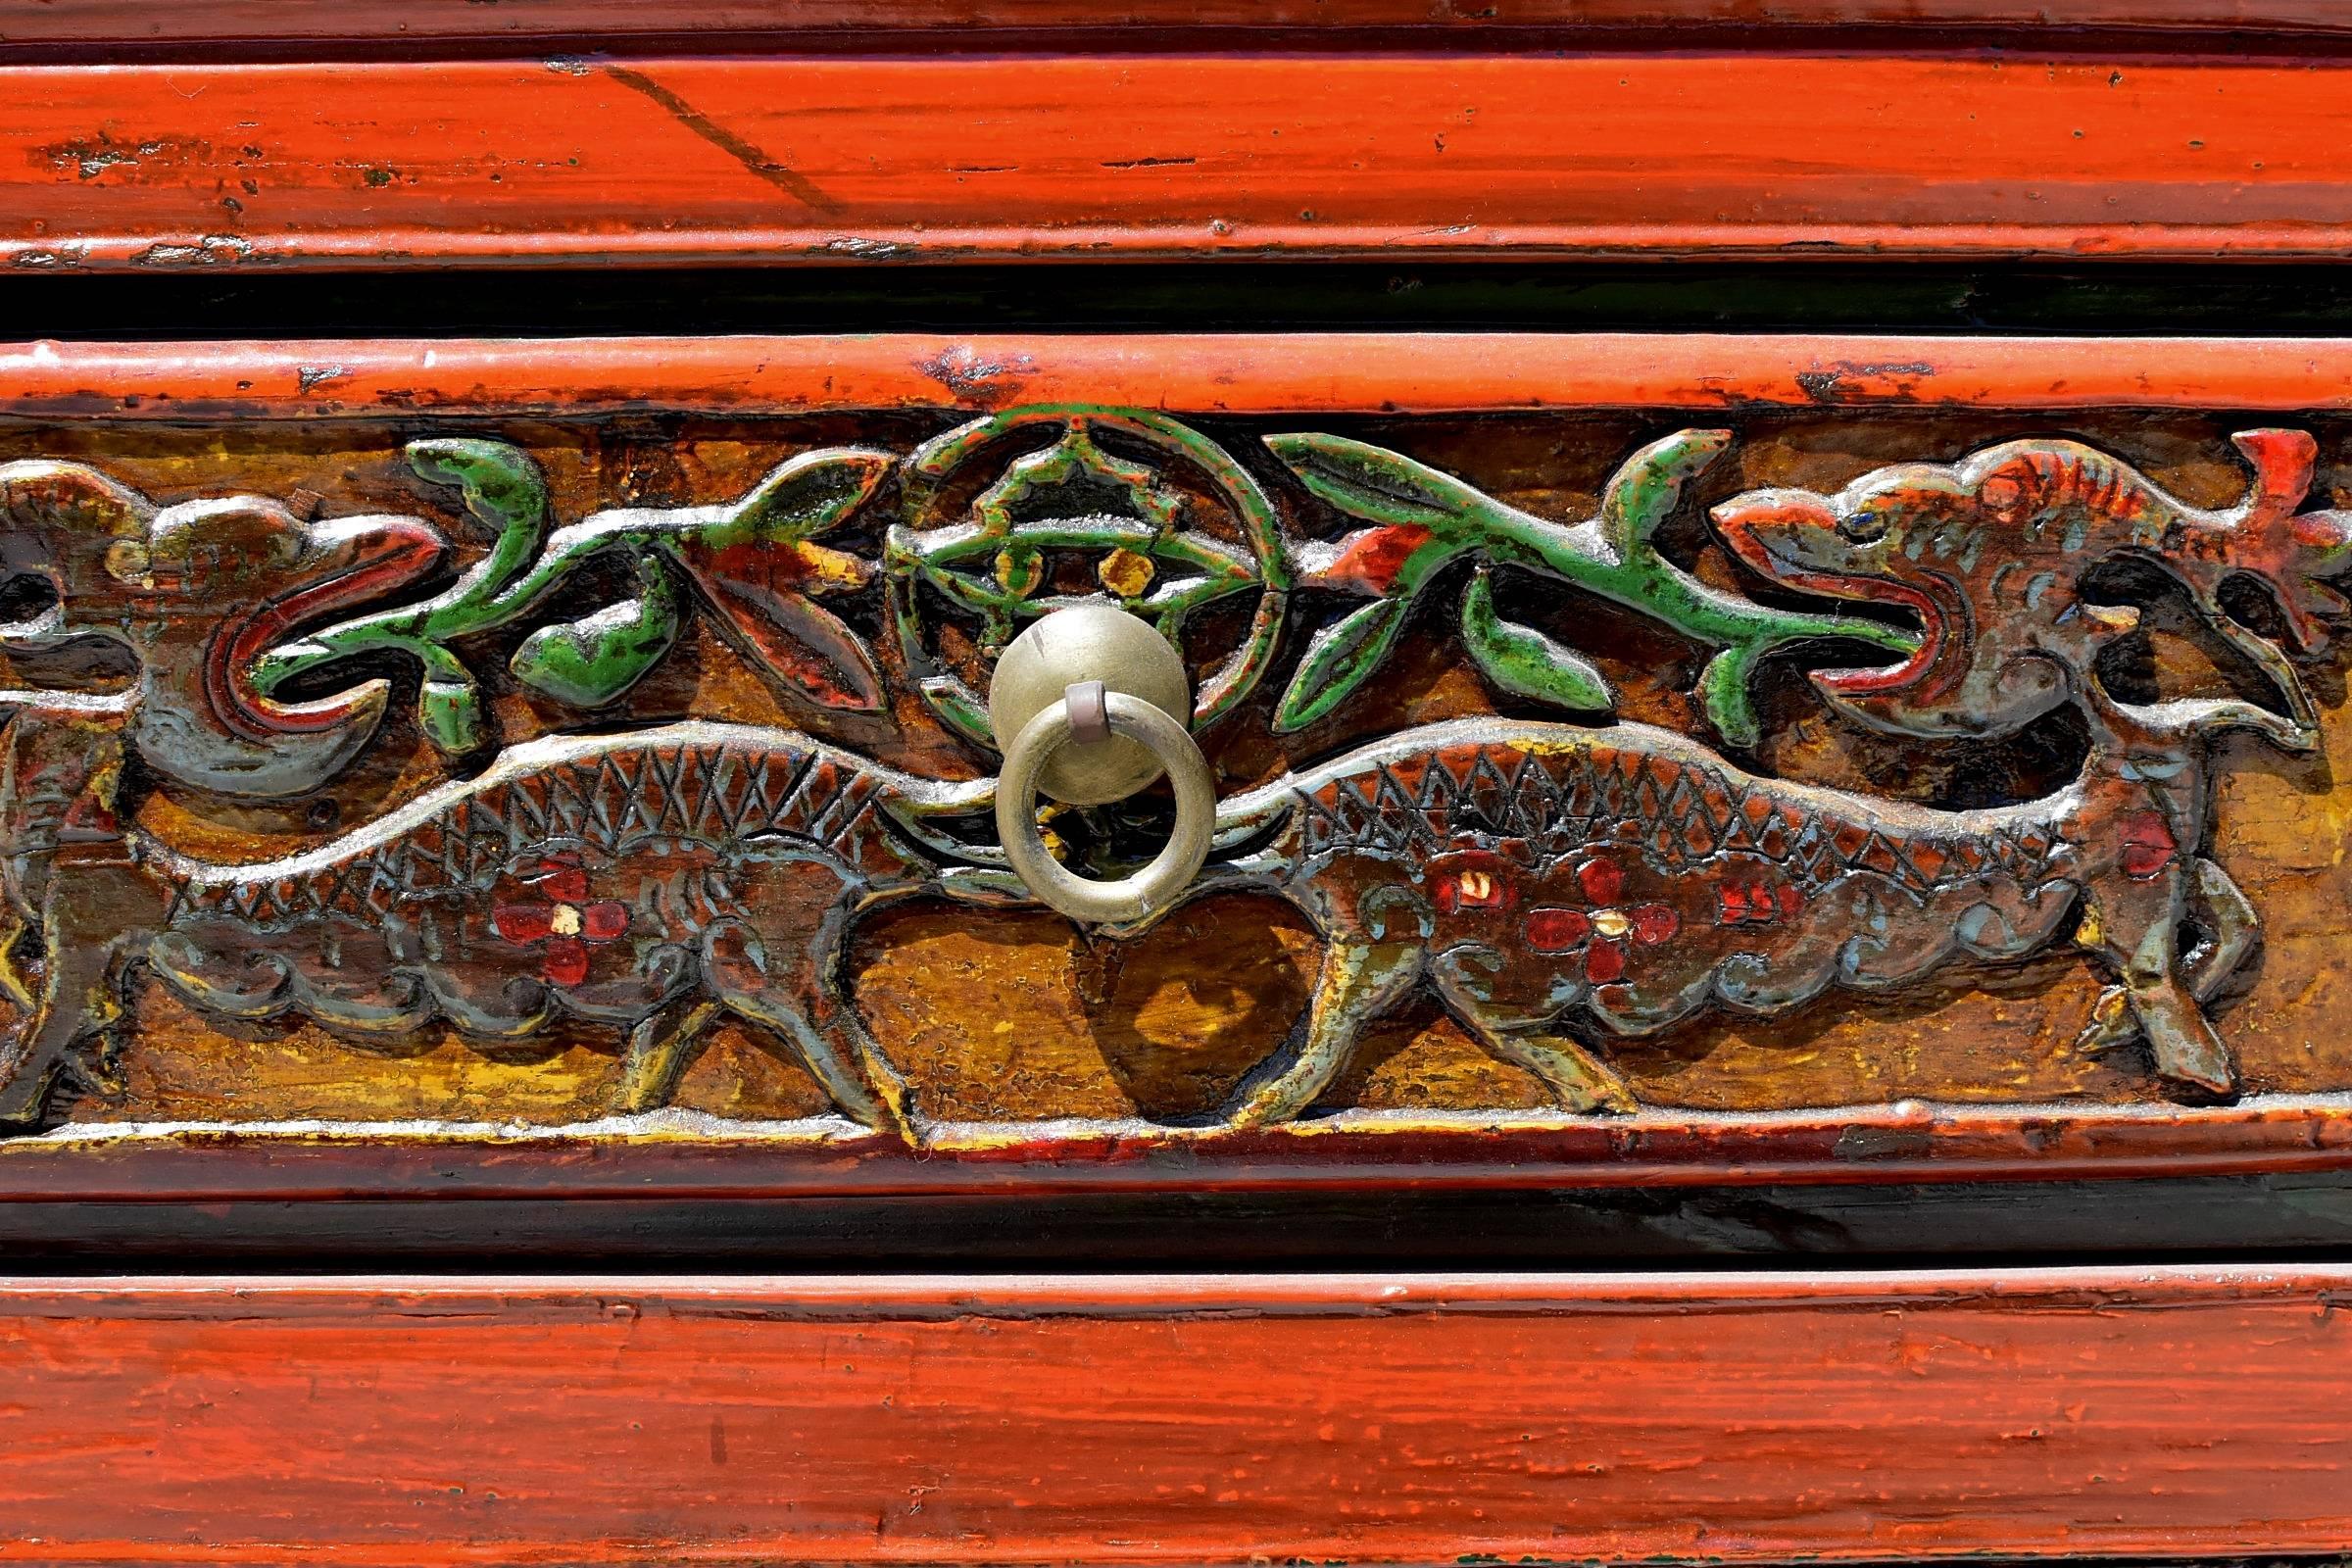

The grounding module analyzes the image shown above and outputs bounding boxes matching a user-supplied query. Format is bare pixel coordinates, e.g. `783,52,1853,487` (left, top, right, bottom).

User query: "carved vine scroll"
0,412,2342,1145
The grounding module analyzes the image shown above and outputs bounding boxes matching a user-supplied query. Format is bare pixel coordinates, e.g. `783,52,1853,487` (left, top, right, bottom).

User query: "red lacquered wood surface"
3,1267,2350,1564
5,1,2351,50
8,53,2352,269
19,331,2352,418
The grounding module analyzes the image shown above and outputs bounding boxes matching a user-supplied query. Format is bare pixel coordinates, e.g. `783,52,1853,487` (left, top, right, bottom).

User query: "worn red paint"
1,1268,2350,1563
1315,523,1434,594
2122,811,2180,879
30,335,2352,418
1719,881,1803,924
1523,905,1592,953
14,54,2352,267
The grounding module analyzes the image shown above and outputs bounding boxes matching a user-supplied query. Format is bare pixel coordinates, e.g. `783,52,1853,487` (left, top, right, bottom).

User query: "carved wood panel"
7,335,2352,1192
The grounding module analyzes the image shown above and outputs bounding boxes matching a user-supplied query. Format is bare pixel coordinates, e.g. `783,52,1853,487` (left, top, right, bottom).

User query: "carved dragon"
1146,427,2345,1122
0,460,993,1130
0,423,2337,1135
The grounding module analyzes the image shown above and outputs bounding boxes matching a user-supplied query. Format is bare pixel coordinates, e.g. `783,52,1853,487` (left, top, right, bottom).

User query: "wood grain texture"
9,53,2352,268
2,1266,2350,1564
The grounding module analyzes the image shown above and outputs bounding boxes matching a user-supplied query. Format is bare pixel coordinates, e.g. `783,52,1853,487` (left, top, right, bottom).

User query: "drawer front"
2,332,2350,1208
9,16,2352,1564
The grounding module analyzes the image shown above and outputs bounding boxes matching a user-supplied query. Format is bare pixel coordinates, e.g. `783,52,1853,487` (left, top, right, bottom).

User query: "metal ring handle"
997,689,1215,924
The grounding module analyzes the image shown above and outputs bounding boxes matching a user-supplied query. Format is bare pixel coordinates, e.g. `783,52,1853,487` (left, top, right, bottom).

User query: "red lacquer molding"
15,331,2352,418
8,53,2352,268
1,1266,2347,1565
4,0,2349,47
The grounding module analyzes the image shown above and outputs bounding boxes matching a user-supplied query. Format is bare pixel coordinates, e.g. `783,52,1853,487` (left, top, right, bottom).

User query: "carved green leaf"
417,679,488,755
1265,432,1481,532
510,559,685,709
1697,645,1764,751
1274,598,1411,733
689,448,892,550
920,674,994,748
1597,428,1731,559
1460,570,1614,714
407,439,550,597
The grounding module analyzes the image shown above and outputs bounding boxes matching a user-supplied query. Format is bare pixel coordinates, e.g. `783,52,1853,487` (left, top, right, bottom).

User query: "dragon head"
0,461,446,797
1712,431,2349,747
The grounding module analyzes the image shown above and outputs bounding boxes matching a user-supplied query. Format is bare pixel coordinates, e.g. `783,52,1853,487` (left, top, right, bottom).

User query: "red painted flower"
1312,523,1438,596
491,855,630,986
1431,850,1519,915
1523,856,1679,983
2120,811,2178,881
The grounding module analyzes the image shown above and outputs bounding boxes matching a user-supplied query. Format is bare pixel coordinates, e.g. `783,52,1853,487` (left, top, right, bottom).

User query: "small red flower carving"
2120,811,2178,881
491,855,630,986
1315,523,1437,596
1432,850,1518,914
1523,856,1679,983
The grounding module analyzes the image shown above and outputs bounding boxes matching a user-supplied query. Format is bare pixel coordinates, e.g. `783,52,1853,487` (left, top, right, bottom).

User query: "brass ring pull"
988,606,1214,924
996,686,1215,924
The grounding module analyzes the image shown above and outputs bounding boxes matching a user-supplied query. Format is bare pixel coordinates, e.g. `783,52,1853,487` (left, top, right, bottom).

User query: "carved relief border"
7,333,2352,1197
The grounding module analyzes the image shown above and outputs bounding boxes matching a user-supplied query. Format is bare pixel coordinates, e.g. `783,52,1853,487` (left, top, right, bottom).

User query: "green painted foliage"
1264,427,1917,744
1275,599,1412,732
511,558,686,709
255,443,891,753
1459,569,1613,715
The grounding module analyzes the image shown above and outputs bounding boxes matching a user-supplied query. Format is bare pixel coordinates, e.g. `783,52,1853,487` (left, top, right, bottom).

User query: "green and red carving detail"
254,441,891,753
887,407,1292,749
0,416,2338,1137
1267,428,1918,741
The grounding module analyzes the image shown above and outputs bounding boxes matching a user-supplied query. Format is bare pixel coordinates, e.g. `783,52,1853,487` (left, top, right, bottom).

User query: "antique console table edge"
18,330,2352,416
6,14,2350,1566
14,0,2352,47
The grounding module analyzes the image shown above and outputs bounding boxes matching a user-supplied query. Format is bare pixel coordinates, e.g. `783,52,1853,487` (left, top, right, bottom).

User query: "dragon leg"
703,913,914,1137
2081,856,2260,1056
2072,864,2236,1096
2182,857,2262,1004
0,910,36,1013
613,997,722,1113
0,903,135,1122
1227,937,1422,1130
1428,948,1638,1113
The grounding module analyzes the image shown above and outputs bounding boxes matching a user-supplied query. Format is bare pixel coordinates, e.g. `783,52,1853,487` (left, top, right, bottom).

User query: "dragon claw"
2076,985,2141,1056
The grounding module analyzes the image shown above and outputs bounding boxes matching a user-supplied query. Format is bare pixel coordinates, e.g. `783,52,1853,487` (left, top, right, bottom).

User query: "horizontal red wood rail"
8,2,2352,48
3,1266,2348,1564
6,53,2352,268
16,332,2352,417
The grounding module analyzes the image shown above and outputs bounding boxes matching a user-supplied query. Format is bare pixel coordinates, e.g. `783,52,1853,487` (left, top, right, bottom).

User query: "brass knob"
988,606,1214,923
